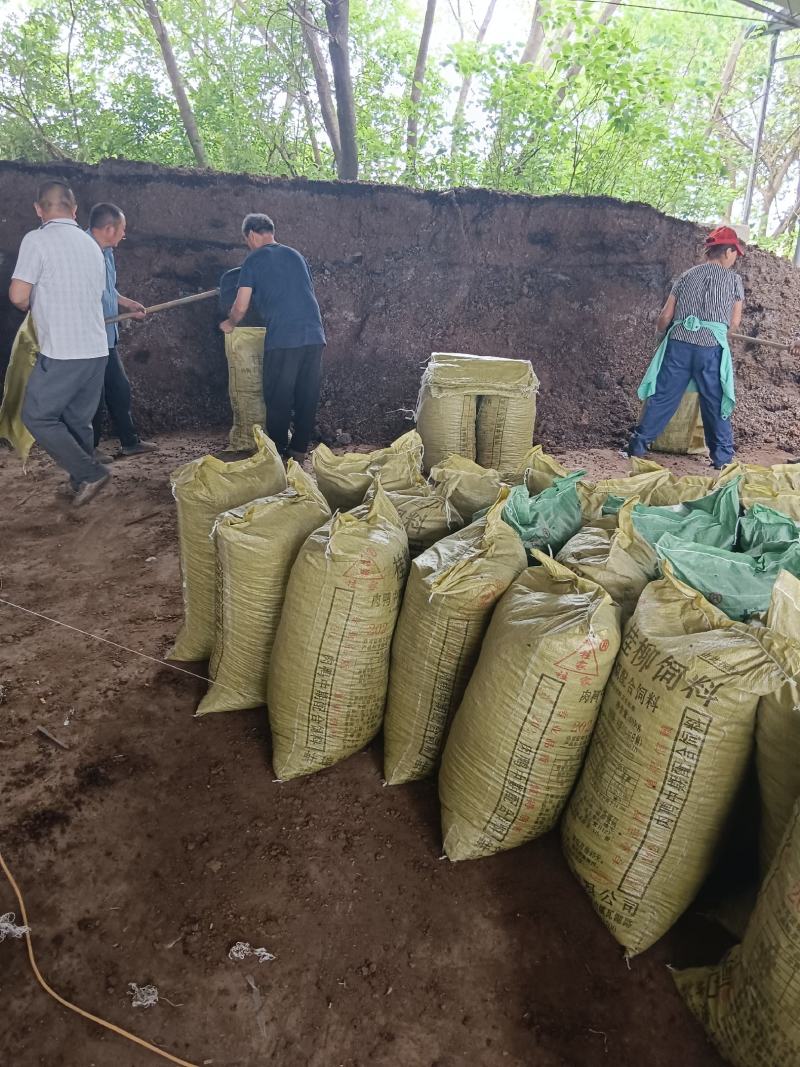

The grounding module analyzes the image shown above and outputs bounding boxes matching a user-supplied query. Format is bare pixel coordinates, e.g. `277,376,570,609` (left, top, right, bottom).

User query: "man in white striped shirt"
9,180,112,506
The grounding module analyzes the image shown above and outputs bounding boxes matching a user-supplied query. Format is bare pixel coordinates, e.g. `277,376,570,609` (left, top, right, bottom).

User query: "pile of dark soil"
1,160,798,455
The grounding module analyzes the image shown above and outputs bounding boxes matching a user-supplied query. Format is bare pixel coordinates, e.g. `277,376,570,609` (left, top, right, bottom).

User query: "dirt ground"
2,433,780,1067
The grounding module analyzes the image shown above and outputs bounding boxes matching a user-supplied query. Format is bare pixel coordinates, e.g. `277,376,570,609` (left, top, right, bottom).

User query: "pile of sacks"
168,427,800,1065
415,351,539,476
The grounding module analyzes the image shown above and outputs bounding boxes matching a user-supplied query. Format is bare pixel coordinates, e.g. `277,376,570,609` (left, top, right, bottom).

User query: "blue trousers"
628,339,734,468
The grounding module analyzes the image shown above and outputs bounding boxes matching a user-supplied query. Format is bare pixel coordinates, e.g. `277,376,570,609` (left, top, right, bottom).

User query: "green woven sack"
497,472,584,557
655,534,800,621
630,479,741,551
739,502,800,555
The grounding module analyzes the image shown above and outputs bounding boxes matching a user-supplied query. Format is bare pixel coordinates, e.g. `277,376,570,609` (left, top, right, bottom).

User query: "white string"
0,596,265,706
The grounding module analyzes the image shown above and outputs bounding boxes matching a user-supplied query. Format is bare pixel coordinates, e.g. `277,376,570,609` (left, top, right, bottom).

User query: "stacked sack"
169,428,287,662
383,492,527,785
198,462,331,715
312,430,424,511
416,352,539,475
268,485,410,780
439,554,621,861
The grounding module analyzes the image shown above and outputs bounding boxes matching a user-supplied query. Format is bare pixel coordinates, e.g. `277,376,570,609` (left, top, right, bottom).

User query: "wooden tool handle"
729,331,790,351
105,288,220,325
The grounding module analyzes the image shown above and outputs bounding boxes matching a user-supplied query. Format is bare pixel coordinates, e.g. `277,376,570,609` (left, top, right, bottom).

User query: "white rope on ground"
0,596,265,706
0,848,203,1067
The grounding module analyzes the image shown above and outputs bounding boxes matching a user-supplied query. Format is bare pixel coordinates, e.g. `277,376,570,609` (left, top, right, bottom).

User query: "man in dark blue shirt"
219,213,326,462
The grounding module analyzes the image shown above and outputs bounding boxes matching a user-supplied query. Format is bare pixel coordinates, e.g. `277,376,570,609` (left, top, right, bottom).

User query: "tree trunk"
451,0,498,150
407,0,438,167
141,0,208,167
520,0,545,65
297,0,342,166
707,30,746,135
551,2,620,105
324,0,358,180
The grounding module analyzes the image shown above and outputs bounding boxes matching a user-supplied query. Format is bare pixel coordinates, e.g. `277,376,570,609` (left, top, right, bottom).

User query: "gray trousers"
22,354,109,485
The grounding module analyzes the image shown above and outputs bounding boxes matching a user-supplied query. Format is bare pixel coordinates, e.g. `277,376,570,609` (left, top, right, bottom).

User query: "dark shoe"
56,481,78,499
94,449,116,464
288,449,307,465
120,440,158,457
73,472,111,507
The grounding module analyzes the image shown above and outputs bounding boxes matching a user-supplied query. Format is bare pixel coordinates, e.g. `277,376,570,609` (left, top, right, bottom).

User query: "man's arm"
219,286,253,334
656,294,677,334
730,299,743,331
10,233,42,311
9,279,33,312
117,292,147,320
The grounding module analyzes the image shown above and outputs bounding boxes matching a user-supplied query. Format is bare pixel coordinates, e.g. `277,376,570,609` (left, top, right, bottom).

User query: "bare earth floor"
2,433,775,1067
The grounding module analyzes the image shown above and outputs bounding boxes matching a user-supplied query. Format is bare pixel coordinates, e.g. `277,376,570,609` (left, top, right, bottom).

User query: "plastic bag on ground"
429,454,503,521
312,431,424,513
630,478,741,551
739,502,800,555
225,327,267,452
495,472,584,557
267,485,409,780
0,314,38,463
197,462,331,716
674,798,800,1067
562,565,797,956
170,428,287,661
578,468,670,520
655,534,800,621
365,480,463,558
383,492,527,785
439,554,621,861
756,571,800,872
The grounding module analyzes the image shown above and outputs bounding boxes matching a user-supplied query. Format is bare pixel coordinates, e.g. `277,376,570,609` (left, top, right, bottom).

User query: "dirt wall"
2,159,799,450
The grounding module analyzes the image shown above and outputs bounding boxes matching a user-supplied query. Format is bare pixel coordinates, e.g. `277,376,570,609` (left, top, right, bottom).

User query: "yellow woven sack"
267,485,409,780
429,454,503,521
674,799,800,1067
512,445,569,494
366,482,463,558
562,565,797,956
197,462,331,716
416,352,538,472
312,430,424,512
439,554,621,861
383,492,527,785
577,468,670,520
629,457,720,506
0,314,38,462
740,484,800,519
756,570,800,872
476,387,538,476
225,327,266,452
556,501,655,622
169,428,287,662
650,392,707,455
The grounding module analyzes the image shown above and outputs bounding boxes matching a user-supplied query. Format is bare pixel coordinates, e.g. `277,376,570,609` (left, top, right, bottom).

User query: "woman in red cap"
627,225,745,468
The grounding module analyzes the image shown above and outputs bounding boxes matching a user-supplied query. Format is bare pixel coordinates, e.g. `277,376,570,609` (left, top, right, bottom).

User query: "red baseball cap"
705,225,746,256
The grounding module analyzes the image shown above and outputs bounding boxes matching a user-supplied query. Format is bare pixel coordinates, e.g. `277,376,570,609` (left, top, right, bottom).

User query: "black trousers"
93,347,139,448
263,344,324,454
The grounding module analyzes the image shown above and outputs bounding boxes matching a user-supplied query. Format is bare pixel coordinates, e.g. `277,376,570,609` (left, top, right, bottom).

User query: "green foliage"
0,0,798,247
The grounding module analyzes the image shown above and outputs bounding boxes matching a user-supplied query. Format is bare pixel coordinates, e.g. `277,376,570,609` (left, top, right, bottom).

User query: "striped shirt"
12,218,108,360
669,262,744,347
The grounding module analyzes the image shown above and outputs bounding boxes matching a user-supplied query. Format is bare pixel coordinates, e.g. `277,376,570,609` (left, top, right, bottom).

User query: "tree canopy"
0,0,797,253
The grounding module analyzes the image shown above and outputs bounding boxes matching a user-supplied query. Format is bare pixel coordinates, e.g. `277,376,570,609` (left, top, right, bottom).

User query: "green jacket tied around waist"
637,315,735,420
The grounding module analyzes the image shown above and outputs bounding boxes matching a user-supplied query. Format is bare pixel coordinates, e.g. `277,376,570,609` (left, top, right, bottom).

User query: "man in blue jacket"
219,213,326,463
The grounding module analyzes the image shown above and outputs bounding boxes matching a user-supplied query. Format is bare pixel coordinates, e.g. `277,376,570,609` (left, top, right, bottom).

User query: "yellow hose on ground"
0,847,201,1067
